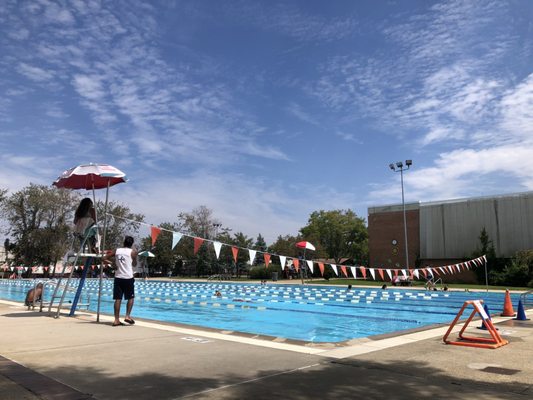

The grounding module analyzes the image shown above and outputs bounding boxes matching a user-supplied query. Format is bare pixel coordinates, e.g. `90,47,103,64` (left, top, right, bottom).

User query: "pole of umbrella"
301,248,306,285
96,180,111,322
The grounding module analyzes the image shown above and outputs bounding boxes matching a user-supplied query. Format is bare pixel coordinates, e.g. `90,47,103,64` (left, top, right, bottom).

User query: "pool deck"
0,297,532,399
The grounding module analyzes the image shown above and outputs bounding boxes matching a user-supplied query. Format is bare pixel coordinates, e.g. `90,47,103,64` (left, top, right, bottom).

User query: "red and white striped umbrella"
53,163,127,190
296,241,316,251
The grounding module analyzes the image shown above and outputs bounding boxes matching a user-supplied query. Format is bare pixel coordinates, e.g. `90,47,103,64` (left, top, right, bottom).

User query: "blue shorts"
113,278,135,300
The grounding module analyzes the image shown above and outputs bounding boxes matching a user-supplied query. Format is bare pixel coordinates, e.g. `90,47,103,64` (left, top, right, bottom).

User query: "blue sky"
1,0,533,243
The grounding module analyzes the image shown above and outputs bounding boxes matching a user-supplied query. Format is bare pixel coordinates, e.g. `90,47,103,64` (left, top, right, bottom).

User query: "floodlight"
396,161,403,168
389,163,395,170
406,159,412,167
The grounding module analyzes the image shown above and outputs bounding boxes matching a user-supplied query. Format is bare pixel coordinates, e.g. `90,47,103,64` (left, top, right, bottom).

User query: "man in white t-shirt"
104,236,138,326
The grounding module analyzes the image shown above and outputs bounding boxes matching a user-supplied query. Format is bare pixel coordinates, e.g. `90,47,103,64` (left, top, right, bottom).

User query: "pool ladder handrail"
47,230,96,318
520,289,533,307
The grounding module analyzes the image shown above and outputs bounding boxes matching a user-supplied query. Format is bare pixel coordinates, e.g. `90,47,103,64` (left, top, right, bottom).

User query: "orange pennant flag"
151,226,161,246
231,246,239,263
340,265,348,277
421,268,427,278
378,268,384,281
409,269,414,279
318,262,325,276
263,253,271,267
193,237,204,255
359,266,367,279
293,259,300,272
394,269,399,278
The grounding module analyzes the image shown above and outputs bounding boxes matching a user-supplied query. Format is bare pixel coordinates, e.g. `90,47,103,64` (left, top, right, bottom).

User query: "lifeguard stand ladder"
47,228,100,318
443,300,508,349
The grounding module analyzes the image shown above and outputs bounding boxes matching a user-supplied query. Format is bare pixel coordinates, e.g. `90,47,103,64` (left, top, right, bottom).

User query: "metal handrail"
520,289,533,307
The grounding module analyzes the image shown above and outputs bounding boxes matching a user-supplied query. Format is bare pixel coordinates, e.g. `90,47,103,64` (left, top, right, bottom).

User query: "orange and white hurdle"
443,300,508,349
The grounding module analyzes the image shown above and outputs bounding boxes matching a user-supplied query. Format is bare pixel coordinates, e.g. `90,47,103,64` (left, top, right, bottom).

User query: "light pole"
389,160,412,270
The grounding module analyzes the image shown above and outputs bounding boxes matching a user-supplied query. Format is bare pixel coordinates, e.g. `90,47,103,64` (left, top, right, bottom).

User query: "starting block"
443,300,508,349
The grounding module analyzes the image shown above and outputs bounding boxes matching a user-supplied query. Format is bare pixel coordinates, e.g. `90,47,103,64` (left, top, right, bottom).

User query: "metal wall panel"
420,192,533,258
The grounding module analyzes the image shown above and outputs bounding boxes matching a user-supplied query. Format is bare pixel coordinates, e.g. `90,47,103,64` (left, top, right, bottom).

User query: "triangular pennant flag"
293,258,300,272
394,269,399,278
213,241,222,259
231,247,239,263
359,266,367,279
455,264,461,273
369,268,376,280
151,226,161,246
330,264,338,276
172,232,183,250
447,265,454,274
378,268,384,281
350,266,357,279
340,265,348,277
386,269,392,280
193,237,204,255
44,266,49,271
248,249,257,264
482,255,487,263
401,269,407,278
279,255,287,268
434,268,441,276
409,269,414,280
264,253,271,267
413,269,420,279
421,268,427,278
306,260,314,274
318,262,325,276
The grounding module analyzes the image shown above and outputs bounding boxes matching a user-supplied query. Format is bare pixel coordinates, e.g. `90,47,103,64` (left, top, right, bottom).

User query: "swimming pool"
0,279,515,343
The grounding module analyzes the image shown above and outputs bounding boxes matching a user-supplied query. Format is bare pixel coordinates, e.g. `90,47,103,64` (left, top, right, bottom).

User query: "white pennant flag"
172,232,183,250
350,266,357,279
386,269,392,280
447,265,454,274
213,242,222,259
413,269,420,279
482,255,487,263
369,268,376,280
427,267,433,277
455,264,460,273
306,260,314,273
439,267,446,274
401,269,407,277
330,264,338,276
248,249,257,264
279,255,287,268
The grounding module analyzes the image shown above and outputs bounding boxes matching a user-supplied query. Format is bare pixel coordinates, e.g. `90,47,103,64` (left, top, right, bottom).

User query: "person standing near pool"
104,236,138,326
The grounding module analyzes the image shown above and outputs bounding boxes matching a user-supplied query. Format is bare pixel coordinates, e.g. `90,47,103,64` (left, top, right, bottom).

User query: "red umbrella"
296,241,316,251
53,163,127,190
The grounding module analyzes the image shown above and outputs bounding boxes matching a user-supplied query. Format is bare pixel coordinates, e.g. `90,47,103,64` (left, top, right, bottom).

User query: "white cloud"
18,63,55,82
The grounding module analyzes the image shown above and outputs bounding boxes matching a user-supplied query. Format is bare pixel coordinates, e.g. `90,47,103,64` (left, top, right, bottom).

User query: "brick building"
368,191,533,281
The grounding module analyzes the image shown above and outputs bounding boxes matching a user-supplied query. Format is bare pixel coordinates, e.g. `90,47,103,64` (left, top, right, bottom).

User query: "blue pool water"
0,279,516,343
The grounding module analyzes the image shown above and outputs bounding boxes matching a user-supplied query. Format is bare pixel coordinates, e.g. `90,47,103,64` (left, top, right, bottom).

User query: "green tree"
268,234,300,258
0,184,78,270
230,232,253,276
471,227,500,284
175,206,227,277
300,209,368,264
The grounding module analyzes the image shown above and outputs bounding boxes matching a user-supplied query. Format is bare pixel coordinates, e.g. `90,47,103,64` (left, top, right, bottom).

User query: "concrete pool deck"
0,299,531,399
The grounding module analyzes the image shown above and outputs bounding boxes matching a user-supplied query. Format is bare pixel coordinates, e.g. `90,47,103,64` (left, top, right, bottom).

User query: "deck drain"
181,337,211,344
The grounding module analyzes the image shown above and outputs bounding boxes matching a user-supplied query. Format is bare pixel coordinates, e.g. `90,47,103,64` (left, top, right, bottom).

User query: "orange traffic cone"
501,289,515,317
